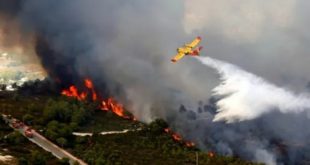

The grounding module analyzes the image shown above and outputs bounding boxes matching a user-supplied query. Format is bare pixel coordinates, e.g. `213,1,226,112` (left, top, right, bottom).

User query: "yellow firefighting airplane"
171,36,203,63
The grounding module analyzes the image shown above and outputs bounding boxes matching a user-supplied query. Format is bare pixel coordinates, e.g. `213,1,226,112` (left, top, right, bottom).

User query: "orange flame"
61,85,86,101
84,79,97,101
61,78,133,120
80,92,87,100
107,98,126,118
100,101,109,111
92,92,97,101
62,79,195,148
208,151,215,158
172,133,182,141
99,98,131,119
164,128,195,148
84,78,94,89
69,85,79,97
185,141,195,147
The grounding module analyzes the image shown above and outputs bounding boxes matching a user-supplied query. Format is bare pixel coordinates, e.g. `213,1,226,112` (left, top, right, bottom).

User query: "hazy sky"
184,0,310,92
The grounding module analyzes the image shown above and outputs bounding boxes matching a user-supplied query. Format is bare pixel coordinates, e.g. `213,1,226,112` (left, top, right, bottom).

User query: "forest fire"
208,151,215,158
84,78,97,101
164,128,195,147
100,98,131,119
62,79,194,147
172,133,182,141
185,141,195,147
61,78,133,120
61,85,86,101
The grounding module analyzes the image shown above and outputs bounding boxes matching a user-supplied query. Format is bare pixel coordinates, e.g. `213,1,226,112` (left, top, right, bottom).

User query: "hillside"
0,83,261,165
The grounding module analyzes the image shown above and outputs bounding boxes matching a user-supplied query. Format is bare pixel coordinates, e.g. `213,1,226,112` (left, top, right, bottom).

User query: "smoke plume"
2,1,310,164
11,0,216,122
197,56,310,123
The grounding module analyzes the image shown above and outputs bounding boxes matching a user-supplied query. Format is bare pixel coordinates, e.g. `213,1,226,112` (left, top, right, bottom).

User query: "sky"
184,0,310,92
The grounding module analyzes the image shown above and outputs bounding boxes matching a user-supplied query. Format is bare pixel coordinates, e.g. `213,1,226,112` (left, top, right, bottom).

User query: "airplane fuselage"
177,46,193,55
171,36,202,62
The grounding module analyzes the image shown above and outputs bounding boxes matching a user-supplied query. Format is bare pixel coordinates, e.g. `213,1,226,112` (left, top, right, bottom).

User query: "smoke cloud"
15,0,216,122
0,2,45,85
2,0,310,164
197,56,310,122
0,13,38,63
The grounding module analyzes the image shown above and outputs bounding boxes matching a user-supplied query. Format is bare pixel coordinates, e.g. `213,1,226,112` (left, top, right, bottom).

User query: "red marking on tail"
189,46,203,56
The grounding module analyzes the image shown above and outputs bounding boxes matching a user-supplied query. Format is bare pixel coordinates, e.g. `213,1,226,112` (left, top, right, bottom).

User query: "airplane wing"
171,52,185,63
186,36,201,48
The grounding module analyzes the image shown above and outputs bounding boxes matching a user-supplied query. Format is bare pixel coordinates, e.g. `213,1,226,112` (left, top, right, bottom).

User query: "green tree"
23,114,34,124
61,104,73,122
29,150,46,165
75,136,87,144
43,100,57,123
18,157,28,165
45,120,60,140
56,137,67,147
47,120,59,131
148,119,169,135
59,157,70,165
5,131,26,144
69,122,78,131
95,157,106,165
58,124,73,138
27,103,40,113
72,107,86,125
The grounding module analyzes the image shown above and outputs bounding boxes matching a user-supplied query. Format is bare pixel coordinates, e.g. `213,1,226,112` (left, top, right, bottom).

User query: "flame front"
61,85,86,101
100,98,130,119
61,79,195,148
84,78,94,89
185,141,195,147
208,151,215,158
164,128,195,147
84,78,97,101
172,133,182,141
61,78,132,119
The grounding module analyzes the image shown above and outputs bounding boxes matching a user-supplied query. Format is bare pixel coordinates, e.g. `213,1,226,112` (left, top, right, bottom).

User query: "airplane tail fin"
190,46,203,56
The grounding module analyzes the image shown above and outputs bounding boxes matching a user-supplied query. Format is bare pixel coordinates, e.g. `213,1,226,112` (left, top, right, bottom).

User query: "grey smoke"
3,0,310,164
18,0,216,122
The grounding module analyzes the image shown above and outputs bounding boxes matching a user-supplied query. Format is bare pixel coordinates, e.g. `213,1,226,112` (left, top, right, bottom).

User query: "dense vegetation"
0,116,62,165
0,81,261,165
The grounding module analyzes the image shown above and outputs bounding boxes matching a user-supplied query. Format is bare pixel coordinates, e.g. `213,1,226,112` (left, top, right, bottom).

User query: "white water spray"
197,56,310,123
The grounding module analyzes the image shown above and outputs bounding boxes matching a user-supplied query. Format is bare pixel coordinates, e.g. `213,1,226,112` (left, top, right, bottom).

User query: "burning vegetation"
61,78,134,120
61,78,199,149
164,128,195,148
7,80,244,165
